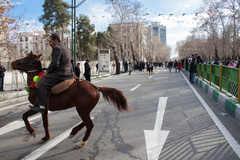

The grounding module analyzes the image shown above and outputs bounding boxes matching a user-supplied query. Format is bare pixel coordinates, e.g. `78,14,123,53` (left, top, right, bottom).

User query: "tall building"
147,22,166,44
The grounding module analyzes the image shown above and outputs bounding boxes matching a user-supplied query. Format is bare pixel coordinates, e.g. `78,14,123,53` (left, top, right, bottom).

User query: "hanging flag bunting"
207,13,211,15
169,13,174,16
182,13,186,16
146,13,149,15
218,10,223,14
233,10,238,15
195,13,198,16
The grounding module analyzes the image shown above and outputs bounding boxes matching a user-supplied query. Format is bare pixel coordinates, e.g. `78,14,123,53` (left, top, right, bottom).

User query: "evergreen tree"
39,0,71,41
76,14,95,60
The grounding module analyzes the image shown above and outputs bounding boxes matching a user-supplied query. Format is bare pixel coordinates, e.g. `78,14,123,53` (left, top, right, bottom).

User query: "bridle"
15,55,42,73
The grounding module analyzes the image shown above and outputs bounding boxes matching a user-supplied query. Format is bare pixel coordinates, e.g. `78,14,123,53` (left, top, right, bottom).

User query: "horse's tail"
99,87,131,112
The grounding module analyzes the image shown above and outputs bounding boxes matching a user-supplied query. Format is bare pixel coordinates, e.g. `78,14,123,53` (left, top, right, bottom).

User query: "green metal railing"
194,63,240,102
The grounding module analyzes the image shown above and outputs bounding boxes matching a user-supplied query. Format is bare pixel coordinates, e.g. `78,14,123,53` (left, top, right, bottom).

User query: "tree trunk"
111,45,120,75
214,44,219,60
61,28,64,44
120,43,125,72
130,42,135,61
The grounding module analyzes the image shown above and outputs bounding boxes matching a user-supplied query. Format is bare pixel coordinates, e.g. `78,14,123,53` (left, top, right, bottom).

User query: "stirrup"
29,105,45,114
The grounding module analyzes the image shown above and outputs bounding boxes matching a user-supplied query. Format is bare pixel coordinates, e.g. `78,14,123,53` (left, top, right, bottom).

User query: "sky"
12,0,203,56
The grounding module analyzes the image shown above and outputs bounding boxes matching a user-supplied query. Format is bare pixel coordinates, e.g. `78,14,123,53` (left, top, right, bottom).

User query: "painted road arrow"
144,97,170,160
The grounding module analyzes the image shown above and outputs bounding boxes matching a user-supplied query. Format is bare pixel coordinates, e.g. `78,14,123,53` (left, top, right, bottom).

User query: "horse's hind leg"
75,113,94,148
69,122,85,139
22,109,38,137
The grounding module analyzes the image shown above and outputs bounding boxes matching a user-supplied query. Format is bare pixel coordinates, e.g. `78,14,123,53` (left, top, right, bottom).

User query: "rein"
15,56,46,87
16,56,42,73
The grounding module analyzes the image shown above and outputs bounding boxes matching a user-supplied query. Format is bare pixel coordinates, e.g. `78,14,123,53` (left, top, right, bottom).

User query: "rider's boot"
29,103,45,114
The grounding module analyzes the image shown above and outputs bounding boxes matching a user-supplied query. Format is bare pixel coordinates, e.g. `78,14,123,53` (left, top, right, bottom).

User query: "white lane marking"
0,75,109,136
148,75,153,79
22,117,95,160
144,97,169,160
0,101,29,111
130,84,141,91
0,112,52,136
181,72,240,158
0,115,40,136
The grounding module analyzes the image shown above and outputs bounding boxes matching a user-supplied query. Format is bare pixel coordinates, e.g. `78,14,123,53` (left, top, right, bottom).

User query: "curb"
0,90,28,101
0,90,29,108
0,96,28,108
194,75,240,121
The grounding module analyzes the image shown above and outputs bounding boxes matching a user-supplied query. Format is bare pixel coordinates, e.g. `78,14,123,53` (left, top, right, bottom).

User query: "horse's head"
12,51,42,73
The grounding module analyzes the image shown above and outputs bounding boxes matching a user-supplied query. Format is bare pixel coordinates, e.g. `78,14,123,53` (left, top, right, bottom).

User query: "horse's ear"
37,54,42,59
30,51,33,56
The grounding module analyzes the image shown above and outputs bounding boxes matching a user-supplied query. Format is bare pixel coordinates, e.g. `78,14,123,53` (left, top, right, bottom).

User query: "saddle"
35,75,75,94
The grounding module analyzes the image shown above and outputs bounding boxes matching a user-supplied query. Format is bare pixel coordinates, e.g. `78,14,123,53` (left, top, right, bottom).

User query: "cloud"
12,0,25,6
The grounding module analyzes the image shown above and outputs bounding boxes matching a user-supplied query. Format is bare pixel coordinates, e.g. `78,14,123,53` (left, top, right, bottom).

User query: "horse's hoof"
31,131,36,138
69,135,74,139
39,139,47,144
41,137,50,142
75,141,87,148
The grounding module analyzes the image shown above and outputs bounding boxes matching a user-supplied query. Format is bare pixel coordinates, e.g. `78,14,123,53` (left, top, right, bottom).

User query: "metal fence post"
238,67,240,102
209,64,211,85
198,64,200,78
219,65,222,92
203,64,204,80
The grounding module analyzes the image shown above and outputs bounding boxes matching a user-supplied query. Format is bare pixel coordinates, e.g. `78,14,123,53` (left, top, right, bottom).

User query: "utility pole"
71,0,86,63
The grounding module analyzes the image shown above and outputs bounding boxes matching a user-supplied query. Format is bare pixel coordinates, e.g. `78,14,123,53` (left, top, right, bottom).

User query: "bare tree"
0,0,27,66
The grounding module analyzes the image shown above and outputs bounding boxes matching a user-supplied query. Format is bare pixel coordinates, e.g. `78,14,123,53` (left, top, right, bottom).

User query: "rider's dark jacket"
46,44,74,80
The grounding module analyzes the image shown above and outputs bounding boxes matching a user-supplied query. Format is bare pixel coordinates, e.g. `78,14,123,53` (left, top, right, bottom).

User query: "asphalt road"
0,68,239,160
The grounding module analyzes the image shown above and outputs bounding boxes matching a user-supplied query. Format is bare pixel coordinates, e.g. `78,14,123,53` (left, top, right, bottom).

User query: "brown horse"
11,52,130,148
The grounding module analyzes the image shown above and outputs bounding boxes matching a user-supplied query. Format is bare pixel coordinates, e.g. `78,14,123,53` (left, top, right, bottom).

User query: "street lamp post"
71,0,86,62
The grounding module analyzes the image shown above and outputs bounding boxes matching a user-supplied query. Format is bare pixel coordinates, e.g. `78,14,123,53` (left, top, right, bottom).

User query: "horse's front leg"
22,109,38,137
41,111,50,142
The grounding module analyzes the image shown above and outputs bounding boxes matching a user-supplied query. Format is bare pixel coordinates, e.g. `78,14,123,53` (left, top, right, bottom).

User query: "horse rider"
29,33,74,113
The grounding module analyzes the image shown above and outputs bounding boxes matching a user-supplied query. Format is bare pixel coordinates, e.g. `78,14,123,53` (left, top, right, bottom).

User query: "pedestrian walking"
148,61,153,74
174,60,178,72
84,59,91,82
177,60,182,72
96,63,98,73
75,62,81,81
189,58,196,84
128,61,133,75
0,61,6,91
228,60,235,68
213,59,219,65
168,60,173,72
236,56,240,68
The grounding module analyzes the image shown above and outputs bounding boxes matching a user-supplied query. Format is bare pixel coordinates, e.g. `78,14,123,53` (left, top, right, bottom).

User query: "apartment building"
109,22,147,61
